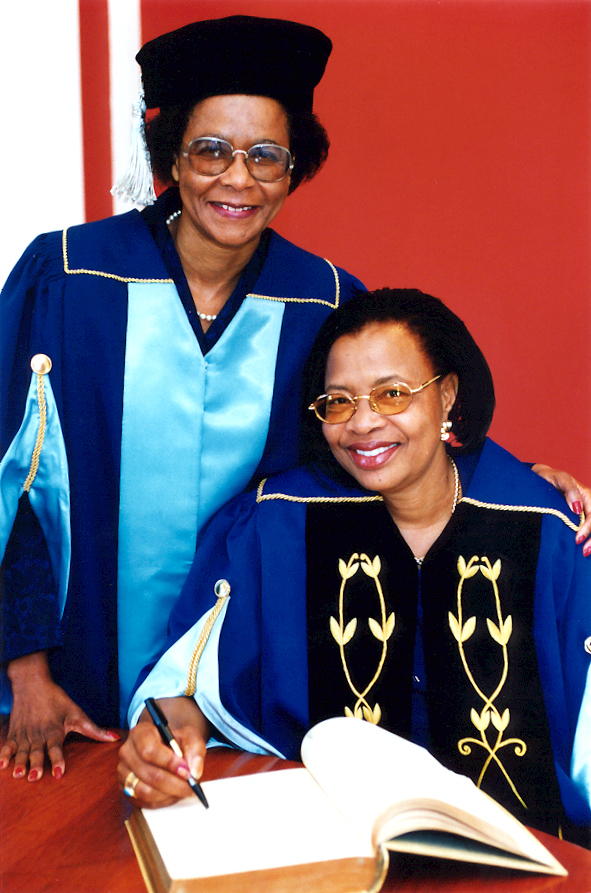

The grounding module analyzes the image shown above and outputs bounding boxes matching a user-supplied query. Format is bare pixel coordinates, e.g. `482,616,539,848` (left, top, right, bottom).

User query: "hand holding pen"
144,697,209,808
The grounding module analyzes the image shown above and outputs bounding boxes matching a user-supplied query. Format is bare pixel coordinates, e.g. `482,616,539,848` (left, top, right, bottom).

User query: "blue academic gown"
0,208,363,725
129,439,591,831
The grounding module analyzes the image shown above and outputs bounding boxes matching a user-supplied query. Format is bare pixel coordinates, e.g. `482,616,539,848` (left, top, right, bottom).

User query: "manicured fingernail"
0,759,8,770
177,762,191,779
573,501,583,515
107,731,121,740
53,766,63,780
13,767,25,778
584,544,591,558
28,769,41,781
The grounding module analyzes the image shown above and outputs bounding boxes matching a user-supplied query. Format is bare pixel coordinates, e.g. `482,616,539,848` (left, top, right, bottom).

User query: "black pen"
144,697,209,808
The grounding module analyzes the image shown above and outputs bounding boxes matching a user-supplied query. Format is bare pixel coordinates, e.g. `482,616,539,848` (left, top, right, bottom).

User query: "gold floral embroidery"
449,555,528,808
330,553,395,725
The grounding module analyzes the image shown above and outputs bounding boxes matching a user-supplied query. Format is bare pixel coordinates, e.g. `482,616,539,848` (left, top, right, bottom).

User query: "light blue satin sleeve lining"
128,597,284,759
571,663,591,808
118,285,285,723
0,371,71,613
0,371,71,713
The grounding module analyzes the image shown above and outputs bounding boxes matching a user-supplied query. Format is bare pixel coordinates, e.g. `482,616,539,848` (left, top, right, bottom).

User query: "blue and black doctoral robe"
129,439,591,839
0,199,363,725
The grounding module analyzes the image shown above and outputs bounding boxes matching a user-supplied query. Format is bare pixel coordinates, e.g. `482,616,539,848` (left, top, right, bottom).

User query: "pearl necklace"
165,209,181,225
165,209,218,321
414,458,461,567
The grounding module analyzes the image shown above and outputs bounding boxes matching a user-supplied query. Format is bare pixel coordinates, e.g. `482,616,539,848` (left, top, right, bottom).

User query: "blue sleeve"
535,514,591,825
1,233,66,681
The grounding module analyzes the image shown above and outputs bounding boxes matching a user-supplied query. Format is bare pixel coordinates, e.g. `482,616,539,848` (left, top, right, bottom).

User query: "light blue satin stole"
117,283,285,721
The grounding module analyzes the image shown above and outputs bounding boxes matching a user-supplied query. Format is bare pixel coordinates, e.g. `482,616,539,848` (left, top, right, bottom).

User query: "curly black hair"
300,288,496,479
144,100,329,194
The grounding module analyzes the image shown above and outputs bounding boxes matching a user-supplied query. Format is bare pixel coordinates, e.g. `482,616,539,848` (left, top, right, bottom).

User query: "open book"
126,717,566,893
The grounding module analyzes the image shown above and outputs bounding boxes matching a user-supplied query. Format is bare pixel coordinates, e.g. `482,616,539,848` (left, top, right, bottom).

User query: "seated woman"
119,288,591,843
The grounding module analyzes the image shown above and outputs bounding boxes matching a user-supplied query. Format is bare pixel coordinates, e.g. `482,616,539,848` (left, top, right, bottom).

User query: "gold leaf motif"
487,618,503,645
471,708,491,732
491,708,510,732
502,615,513,645
339,557,359,579
452,553,528,809
360,553,381,578
330,616,343,645
384,612,395,640
449,611,461,642
332,551,390,737
342,617,358,645
461,616,476,642
360,556,374,577
368,617,384,641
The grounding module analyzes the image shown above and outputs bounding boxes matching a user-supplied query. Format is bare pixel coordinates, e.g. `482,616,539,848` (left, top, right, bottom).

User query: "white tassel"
111,94,157,207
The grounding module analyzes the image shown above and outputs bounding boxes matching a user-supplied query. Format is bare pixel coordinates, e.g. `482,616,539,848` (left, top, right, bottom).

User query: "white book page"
301,718,556,865
140,767,374,881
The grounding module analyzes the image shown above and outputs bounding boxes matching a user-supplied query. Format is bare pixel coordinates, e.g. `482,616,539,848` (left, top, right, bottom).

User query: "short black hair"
144,101,329,195
300,287,496,478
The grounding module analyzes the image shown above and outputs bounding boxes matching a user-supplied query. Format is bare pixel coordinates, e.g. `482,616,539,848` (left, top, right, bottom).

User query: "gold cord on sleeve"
185,580,231,696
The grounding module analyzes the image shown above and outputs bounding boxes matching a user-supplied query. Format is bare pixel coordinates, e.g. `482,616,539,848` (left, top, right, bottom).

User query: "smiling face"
321,322,458,505
171,94,291,252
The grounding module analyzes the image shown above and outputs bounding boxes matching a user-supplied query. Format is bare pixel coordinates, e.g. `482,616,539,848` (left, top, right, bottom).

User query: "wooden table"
1,734,590,893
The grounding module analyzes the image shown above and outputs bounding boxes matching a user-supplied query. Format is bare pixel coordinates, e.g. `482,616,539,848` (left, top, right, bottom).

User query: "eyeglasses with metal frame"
180,137,294,182
308,375,442,424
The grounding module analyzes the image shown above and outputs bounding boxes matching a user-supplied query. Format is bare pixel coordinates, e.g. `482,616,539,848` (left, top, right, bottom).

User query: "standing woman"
0,16,363,778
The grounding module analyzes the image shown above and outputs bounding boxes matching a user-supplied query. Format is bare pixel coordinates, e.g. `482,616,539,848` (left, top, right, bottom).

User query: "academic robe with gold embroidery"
129,439,591,839
0,201,363,725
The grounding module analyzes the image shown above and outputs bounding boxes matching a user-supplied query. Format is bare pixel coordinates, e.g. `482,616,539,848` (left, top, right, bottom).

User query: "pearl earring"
441,420,452,441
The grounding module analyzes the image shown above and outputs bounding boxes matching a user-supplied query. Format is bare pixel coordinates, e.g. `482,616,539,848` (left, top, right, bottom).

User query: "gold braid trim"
184,584,230,696
62,229,173,283
23,372,48,492
460,496,584,533
248,258,341,309
256,478,383,505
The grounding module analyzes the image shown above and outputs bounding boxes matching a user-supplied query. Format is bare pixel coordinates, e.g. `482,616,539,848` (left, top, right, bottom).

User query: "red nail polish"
584,544,591,558
573,501,583,515
53,766,63,780
29,769,41,782
13,767,25,779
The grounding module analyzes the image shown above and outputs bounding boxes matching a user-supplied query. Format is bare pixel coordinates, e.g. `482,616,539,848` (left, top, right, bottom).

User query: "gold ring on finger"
123,770,140,797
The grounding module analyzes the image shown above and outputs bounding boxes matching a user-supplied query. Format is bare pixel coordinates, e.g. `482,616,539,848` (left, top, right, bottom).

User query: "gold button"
584,637,591,656
30,354,52,374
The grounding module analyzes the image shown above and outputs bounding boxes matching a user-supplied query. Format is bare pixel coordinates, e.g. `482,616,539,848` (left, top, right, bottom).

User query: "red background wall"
86,0,591,479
